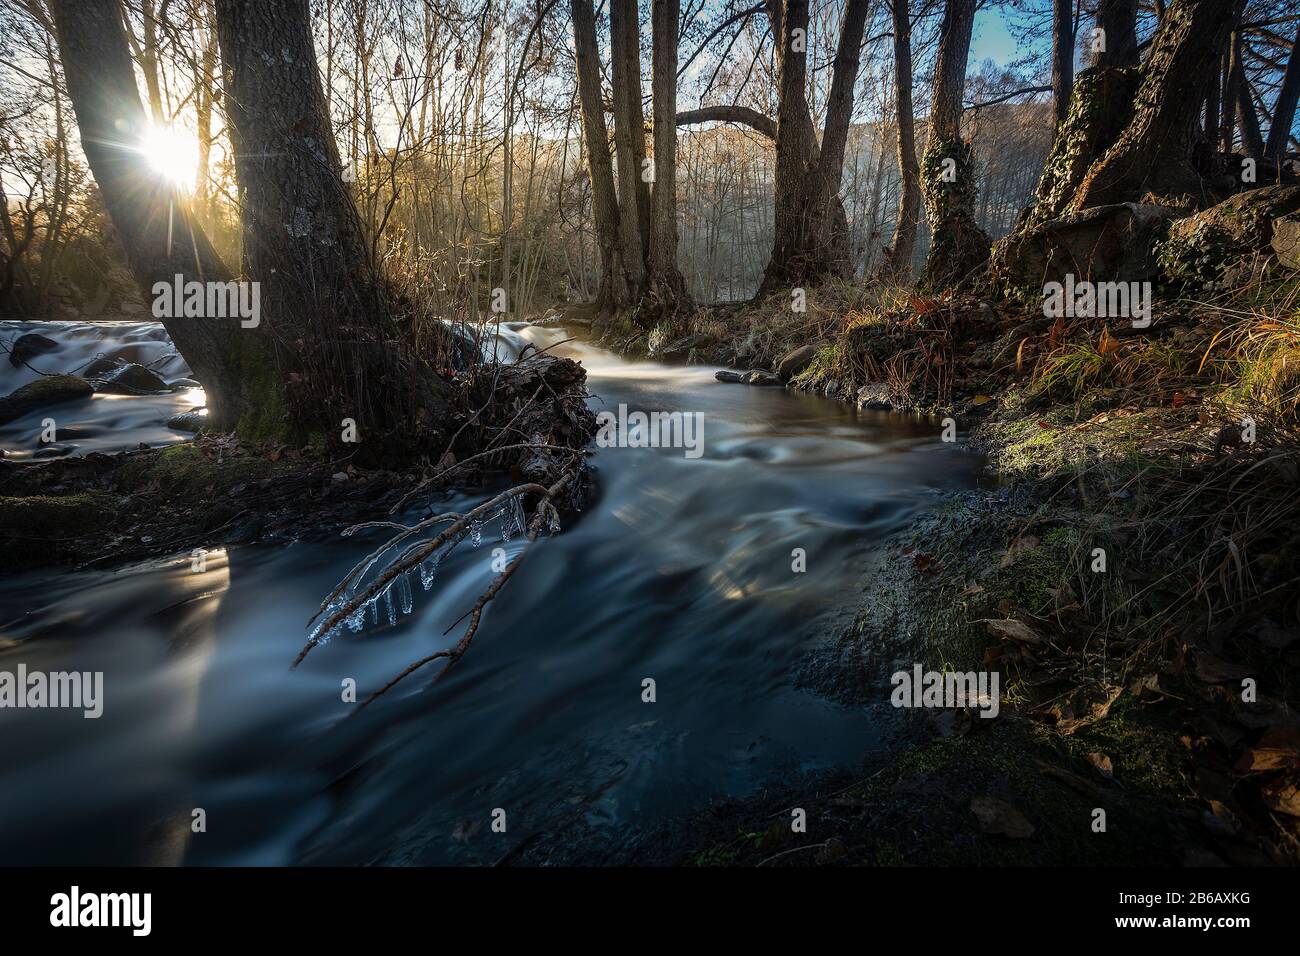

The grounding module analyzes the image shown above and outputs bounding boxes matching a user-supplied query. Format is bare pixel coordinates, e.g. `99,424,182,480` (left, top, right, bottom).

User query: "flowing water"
0,319,981,865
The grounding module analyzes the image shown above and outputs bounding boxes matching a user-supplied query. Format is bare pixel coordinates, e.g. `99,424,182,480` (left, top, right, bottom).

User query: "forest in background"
2,0,1292,321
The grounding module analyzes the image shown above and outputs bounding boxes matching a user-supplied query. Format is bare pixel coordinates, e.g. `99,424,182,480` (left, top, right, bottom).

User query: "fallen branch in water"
298,472,576,711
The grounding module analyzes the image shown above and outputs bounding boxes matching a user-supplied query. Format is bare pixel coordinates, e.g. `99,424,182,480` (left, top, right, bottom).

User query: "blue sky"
971,10,1022,67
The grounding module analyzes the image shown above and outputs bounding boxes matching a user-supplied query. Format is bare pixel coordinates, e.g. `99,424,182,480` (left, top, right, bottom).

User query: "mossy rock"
0,493,117,533
0,374,93,425
118,442,272,492
989,202,1177,304
1157,185,1300,289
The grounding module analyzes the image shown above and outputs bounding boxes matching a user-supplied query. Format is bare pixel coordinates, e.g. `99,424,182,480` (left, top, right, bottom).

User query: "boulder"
652,333,713,364
715,370,745,383
856,383,893,412
0,374,93,425
1157,185,1300,288
776,344,819,380
8,332,59,368
95,362,168,394
743,369,783,386
989,202,1179,301
80,356,123,378
167,409,209,433
1272,212,1300,270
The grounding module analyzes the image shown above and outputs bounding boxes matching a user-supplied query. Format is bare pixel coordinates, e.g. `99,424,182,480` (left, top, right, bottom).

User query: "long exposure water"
0,319,981,864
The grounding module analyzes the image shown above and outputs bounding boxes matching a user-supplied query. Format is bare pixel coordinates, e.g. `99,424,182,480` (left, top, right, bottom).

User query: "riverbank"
560,266,1300,865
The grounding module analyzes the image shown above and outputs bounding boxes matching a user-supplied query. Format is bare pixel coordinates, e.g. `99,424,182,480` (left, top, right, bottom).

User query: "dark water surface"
0,321,980,864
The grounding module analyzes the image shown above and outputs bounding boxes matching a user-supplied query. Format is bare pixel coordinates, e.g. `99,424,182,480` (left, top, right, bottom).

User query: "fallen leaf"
1234,728,1300,774
1194,653,1252,683
1085,752,1114,779
1261,779,1300,817
1098,326,1120,356
970,795,1035,838
983,618,1043,644
999,535,1040,568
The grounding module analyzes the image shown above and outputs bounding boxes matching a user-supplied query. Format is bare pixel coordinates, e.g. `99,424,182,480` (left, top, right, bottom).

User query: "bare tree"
920,0,990,288
571,0,634,311
212,0,449,450
646,0,690,312
760,0,872,292
884,0,920,275
1264,24,1300,161
49,0,259,428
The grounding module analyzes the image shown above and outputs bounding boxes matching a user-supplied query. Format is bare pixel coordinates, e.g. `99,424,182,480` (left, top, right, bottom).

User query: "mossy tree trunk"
919,0,990,289
1068,0,1246,211
1023,67,1142,228
213,0,449,452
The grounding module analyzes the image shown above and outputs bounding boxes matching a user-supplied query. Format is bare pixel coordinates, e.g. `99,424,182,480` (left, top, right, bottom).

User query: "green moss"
128,442,272,492
231,334,292,444
0,493,116,533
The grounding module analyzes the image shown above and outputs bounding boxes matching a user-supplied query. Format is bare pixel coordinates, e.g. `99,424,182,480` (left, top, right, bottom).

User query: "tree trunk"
646,0,690,312
571,0,633,311
759,0,868,292
194,0,219,226
1025,66,1142,227
1233,49,1264,159
1265,26,1300,162
609,0,649,290
214,0,447,450
810,0,873,243
919,0,990,288
884,0,921,275
1220,38,1239,150
1069,0,1246,211
1052,0,1075,125
1092,0,1139,68
49,0,262,430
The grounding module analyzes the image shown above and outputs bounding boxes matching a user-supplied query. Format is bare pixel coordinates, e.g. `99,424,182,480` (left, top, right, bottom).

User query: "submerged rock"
0,374,93,425
8,332,60,368
856,383,893,411
95,362,168,394
166,409,209,433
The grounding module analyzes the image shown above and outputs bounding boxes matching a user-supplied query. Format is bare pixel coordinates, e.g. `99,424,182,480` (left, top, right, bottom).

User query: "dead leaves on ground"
970,795,1036,839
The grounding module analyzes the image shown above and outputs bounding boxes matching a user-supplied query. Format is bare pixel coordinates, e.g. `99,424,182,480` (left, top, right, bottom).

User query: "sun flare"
138,125,199,190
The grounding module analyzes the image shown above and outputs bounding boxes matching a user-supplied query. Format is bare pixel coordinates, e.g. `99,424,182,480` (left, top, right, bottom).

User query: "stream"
0,318,981,865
